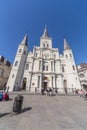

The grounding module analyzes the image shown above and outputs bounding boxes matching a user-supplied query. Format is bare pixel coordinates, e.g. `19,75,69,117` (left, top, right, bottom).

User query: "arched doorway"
43,76,49,90
83,84,87,91
64,80,67,93
22,78,27,90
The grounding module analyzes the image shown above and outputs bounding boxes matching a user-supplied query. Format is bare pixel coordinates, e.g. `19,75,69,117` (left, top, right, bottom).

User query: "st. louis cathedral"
7,27,81,93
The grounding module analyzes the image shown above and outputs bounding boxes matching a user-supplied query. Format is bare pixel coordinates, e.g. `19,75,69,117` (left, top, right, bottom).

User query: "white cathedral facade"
7,27,81,93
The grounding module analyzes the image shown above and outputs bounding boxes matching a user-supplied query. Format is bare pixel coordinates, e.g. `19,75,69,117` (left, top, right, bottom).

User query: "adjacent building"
0,56,11,90
7,27,81,93
77,63,87,90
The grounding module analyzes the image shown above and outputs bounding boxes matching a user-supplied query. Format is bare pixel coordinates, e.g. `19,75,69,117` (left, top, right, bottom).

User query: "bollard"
13,94,24,114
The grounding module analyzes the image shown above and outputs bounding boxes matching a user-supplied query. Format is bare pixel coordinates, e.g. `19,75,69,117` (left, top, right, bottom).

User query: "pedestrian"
6,86,9,93
75,89,78,94
41,87,44,95
3,86,6,92
78,89,84,97
49,88,52,96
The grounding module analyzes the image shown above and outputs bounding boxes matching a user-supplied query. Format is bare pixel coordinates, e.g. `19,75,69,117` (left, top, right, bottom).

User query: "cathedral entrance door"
22,78,27,90
23,82,26,90
43,82,47,90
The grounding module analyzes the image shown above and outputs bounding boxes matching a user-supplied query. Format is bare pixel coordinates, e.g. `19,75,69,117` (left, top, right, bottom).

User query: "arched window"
0,69,4,77
43,44,45,48
39,60,41,70
23,50,26,55
43,61,48,71
36,52,38,57
12,74,14,78
25,63,29,70
43,65,45,71
19,49,22,53
72,65,75,70
46,66,48,71
62,67,65,72
79,74,85,78
70,53,72,57
14,61,18,66
47,44,49,48
51,61,53,71
65,54,68,58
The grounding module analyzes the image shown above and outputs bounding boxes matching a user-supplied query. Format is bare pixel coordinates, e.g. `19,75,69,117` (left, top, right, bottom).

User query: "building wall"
0,56,11,89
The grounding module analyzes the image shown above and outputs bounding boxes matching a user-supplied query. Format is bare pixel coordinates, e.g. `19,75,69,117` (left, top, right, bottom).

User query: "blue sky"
0,0,87,65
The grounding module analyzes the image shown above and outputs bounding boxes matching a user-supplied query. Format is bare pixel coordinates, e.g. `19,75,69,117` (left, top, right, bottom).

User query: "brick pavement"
0,94,87,130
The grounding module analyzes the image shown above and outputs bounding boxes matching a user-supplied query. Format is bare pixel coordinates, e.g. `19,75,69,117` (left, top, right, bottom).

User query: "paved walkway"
0,94,87,130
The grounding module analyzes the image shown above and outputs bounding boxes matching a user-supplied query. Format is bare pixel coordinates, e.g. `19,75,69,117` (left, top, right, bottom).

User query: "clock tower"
40,26,52,48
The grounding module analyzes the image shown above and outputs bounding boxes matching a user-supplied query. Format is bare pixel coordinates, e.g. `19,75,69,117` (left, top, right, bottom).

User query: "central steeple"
40,26,52,48
42,25,49,38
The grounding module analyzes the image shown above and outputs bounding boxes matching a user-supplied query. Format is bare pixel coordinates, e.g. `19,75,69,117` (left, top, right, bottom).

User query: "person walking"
6,86,9,93
3,86,6,92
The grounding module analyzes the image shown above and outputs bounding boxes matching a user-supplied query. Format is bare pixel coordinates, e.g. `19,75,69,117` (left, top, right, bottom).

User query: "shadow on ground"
6,98,13,101
0,113,10,118
0,107,32,118
21,107,32,113
0,98,13,102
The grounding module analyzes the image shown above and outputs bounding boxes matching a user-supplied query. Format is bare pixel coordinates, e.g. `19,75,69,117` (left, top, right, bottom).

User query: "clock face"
42,41,48,44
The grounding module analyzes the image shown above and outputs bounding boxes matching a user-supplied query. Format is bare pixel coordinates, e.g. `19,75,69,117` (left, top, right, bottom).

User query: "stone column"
55,75,57,88
51,76,53,88
29,73,32,91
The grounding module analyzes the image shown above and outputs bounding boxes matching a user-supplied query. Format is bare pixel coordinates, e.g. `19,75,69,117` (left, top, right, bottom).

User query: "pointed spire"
42,25,49,38
64,38,71,50
21,34,28,46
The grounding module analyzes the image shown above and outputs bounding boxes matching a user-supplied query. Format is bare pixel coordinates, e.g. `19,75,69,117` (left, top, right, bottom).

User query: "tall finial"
42,25,49,38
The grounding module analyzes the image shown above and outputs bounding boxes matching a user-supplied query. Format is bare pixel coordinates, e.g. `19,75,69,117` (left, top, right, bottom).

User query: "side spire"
64,38,71,50
21,34,28,46
42,25,49,38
